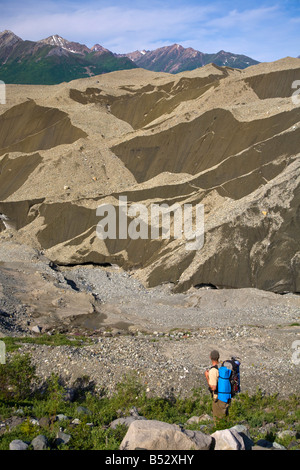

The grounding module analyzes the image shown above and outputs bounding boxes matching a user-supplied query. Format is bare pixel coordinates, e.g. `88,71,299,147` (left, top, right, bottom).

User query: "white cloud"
1,4,217,52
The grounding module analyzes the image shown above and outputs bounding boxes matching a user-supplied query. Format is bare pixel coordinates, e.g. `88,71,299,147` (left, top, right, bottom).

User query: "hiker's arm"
205,369,217,390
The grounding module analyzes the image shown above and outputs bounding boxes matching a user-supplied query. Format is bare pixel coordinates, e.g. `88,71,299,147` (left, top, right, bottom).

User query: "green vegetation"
0,353,36,401
0,353,299,450
1,333,91,352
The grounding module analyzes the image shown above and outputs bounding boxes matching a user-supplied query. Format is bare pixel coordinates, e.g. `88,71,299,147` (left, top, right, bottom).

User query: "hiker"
205,350,231,423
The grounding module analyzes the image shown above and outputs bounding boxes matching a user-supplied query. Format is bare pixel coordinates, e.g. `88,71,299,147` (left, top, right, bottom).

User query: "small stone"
276,429,297,439
186,416,201,425
110,416,144,429
72,418,81,425
56,414,69,422
76,406,91,415
56,431,71,446
9,439,29,450
186,414,213,425
30,418,40,426
273,441,287,450
38,417,51,428
31,435,48,450
31,325,42,334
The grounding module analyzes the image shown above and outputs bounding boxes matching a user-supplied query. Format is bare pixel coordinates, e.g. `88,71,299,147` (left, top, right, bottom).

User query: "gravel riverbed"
14,322,300,399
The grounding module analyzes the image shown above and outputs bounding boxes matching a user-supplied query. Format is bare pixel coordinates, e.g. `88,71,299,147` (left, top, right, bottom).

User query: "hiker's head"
210,350,220,363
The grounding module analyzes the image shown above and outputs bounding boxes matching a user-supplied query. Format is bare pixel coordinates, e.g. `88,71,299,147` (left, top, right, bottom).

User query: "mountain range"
0,30,136,85
117,43,259,73
0,30,261,84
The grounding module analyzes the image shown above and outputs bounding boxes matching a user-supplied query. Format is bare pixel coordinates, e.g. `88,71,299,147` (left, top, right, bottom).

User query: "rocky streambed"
12,320,299,399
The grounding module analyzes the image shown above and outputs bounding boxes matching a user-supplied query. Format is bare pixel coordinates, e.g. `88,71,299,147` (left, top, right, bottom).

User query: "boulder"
119,419,213,450
229,424,254,450
211,428,246,450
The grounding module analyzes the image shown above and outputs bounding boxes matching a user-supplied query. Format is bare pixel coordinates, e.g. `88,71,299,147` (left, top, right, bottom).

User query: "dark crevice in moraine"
64,278,80,292
194,283,218,290
55,262,113,268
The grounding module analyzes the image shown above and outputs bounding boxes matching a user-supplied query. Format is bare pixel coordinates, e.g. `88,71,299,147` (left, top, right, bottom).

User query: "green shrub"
91,424,128,450
0,353,36,401
1,334,90,352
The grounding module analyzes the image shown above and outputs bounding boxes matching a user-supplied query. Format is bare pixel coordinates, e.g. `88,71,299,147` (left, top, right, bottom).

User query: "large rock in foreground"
119,419,213,450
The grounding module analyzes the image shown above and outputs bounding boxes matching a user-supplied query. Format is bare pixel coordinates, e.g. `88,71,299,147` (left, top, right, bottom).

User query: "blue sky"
0,0,299,61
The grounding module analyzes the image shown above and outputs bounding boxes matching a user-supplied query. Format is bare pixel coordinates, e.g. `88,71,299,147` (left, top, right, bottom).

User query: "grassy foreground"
0,342,299,450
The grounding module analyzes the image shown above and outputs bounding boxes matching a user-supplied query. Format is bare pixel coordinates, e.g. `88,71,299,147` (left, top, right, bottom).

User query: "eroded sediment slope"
0,59,299,297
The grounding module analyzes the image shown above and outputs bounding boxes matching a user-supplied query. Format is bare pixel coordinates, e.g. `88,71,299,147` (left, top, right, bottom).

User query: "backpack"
217,366,232,403
221,357,241,397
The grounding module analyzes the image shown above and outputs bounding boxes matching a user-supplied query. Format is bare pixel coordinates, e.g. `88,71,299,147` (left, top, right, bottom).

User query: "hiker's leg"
212,400,226,422
213,400,229,424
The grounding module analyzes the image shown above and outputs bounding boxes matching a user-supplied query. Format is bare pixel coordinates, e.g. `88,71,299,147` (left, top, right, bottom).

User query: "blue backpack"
218,357,241,403
217,366,232,403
